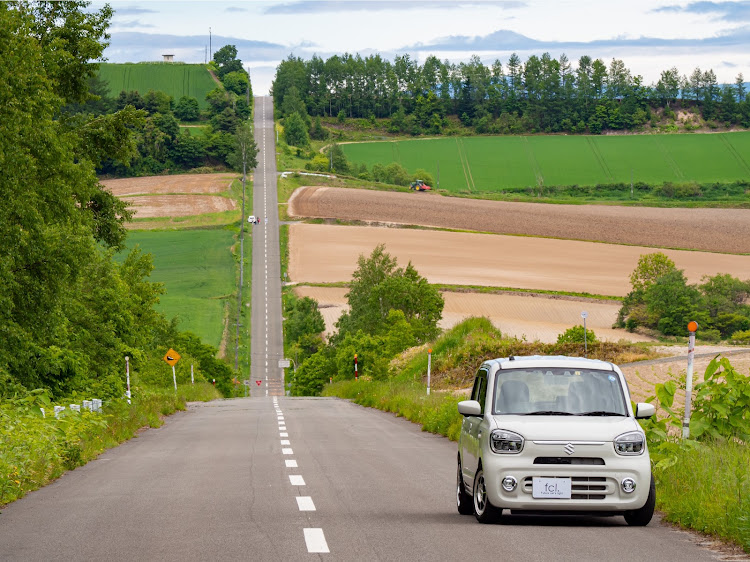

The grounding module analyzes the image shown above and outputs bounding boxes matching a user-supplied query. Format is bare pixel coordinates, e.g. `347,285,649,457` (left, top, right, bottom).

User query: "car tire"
473,467,502,523
457,457,474,515
624,475,655,526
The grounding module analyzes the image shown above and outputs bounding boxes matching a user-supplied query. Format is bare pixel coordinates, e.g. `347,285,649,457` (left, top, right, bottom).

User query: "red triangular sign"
256,380,262,386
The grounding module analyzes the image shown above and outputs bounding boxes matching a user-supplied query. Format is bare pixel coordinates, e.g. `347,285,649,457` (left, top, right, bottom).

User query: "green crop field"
97,63,218,109
341,132,750,193
117,229,236,348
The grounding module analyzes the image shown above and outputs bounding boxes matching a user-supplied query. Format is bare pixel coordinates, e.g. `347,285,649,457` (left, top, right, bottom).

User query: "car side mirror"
458,400,482,417
634,403,655,419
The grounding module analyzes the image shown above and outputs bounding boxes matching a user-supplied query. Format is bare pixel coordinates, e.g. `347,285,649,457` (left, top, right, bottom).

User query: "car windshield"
492,367,627,416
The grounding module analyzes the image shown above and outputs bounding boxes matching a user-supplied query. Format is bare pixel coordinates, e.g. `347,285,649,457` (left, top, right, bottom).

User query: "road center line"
285,459,297,468
303,529,329,554
296,496,316,511
289,475,305,486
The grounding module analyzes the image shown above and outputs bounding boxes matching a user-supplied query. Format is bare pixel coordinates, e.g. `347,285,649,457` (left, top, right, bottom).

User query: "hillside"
97,62,218,109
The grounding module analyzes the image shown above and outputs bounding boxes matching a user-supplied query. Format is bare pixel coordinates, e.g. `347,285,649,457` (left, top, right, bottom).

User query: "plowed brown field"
101,173,237,220
289,186,750,254
288,224,750,296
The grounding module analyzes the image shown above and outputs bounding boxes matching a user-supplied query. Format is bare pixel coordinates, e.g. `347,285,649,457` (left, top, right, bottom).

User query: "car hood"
488,415,641,442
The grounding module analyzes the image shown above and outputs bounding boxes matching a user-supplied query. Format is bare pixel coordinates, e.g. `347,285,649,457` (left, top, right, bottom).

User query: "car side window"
471,368,488,415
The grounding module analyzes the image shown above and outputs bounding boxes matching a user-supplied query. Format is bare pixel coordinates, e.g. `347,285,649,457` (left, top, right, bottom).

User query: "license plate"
532,477,571,499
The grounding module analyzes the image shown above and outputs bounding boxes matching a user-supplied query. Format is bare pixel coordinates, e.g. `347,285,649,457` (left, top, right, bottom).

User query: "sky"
93,0,750,96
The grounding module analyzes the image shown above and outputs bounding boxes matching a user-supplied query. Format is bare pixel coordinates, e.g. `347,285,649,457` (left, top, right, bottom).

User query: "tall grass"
0,384,220,507
656,440,750,551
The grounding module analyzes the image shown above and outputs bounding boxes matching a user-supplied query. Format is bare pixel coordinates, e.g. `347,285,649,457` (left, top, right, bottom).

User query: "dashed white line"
285,459,298,468
296,496,316,511
280,432,288,437
289,475,305,486
304,529,329,553
281,439,290,445
282,448,294,455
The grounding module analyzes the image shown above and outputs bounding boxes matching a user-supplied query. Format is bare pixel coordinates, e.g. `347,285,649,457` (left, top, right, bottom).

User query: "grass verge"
0,384,220,507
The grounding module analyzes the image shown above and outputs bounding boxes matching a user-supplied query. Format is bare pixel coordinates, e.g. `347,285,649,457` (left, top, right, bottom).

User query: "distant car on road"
457,355,655,525
248,215,259,224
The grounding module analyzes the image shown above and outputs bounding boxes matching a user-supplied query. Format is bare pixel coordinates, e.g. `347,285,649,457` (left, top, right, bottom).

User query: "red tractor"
410,179,431,191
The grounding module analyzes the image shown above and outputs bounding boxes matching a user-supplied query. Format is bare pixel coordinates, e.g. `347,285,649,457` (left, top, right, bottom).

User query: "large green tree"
335,245,444,342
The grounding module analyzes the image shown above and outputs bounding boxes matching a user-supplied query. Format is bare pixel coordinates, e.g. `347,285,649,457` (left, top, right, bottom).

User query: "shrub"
731,329,750,343
557,325,598,344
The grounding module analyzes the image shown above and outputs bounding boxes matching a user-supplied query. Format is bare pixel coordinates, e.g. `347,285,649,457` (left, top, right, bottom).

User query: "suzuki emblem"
564,443,575,455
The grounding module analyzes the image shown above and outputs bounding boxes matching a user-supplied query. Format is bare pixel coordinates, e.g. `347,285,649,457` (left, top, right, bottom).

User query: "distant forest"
272,53,750,135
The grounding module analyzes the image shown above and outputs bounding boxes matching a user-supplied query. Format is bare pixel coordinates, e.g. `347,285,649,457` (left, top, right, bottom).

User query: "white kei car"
456,355,656,525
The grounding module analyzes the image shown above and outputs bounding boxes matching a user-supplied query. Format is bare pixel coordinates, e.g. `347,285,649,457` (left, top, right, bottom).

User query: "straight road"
0,397,725,561
0,96,736,561
250,95,285,397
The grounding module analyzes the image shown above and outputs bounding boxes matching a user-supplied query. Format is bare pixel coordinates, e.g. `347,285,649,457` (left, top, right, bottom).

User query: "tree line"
0,2,250,400
64,45,253,177
272,52,750,135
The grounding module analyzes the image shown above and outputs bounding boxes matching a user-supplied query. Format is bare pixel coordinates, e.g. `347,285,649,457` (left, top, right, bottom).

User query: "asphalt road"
0,397,725,561
250,95,285,397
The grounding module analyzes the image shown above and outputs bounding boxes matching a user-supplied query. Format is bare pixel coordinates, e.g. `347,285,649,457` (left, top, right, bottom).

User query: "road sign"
243,380,250,386
279,359,291,368
163,348,181,366
581,311,588,319
256,380,262,386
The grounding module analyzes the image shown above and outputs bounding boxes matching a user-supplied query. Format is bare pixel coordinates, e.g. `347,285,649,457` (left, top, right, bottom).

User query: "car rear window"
492,368,627,416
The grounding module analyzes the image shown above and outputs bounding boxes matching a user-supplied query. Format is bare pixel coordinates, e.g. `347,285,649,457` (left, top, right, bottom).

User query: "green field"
341,132,750,193
118,229,237,348
98,63,218,109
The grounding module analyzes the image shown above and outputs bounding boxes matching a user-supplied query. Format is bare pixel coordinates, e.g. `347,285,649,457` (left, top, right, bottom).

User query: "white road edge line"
304,528,329,553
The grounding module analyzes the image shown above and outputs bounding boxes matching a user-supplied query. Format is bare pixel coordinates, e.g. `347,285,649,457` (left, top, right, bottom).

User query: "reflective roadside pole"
125,356,131,405
427,349,432,396
683,321,699,439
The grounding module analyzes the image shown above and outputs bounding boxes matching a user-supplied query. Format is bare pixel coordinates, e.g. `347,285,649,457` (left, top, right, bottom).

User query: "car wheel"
473,467,501,523
624,475,655,526
457,457,474,515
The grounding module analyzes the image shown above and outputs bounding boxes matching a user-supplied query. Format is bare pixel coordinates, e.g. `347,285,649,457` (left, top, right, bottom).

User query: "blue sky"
94,0,750,95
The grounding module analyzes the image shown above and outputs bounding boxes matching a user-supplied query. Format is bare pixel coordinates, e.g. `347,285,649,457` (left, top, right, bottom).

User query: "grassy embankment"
0,384,221,507
97,62,218,109
323,317,750,552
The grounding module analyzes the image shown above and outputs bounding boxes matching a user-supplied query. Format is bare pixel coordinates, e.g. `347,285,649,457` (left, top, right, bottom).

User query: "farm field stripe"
455,138,472,192
718,133,750,175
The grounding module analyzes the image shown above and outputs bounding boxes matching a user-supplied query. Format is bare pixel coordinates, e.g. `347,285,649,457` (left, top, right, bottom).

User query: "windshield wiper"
524,410,574,416
577,411,625,416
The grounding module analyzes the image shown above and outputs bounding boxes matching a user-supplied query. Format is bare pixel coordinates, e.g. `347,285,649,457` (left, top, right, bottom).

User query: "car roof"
485,355,615,372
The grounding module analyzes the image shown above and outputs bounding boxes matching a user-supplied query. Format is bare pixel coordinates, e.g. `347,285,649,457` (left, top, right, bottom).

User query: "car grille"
523,476,610,500
533,457,605,465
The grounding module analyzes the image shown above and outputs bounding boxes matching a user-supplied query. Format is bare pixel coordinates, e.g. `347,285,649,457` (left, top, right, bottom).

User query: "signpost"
683,321,699,439
354,354,358,381
163,348,181,391
581,311,589,357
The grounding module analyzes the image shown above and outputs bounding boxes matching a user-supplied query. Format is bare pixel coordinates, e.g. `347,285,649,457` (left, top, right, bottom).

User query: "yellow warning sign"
163,348,181,366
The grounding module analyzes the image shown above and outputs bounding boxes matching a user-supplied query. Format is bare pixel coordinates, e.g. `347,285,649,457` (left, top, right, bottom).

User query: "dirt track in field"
288,223,750,297
288,186,750,254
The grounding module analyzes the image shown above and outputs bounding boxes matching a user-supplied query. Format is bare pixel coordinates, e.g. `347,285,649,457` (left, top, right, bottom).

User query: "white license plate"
532,477,572,499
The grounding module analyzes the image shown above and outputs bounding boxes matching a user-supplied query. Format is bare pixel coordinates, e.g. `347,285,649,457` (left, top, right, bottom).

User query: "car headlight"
490,429,524,454
614,431,645,455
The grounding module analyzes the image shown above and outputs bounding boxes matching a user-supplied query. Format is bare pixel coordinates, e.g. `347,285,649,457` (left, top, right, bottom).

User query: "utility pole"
209,27,212,61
